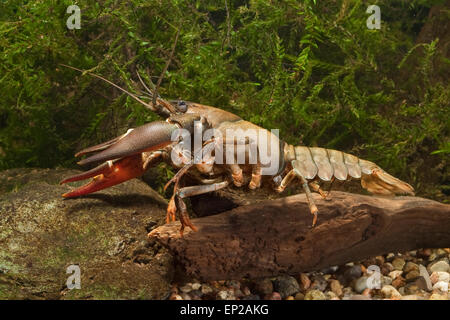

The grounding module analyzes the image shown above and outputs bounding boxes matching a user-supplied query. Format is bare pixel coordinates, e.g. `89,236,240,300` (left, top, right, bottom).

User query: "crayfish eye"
176,100,187,113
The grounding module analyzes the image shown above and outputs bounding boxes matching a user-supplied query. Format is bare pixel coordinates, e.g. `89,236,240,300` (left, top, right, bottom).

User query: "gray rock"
0,168,172,299
353,276,368,294
310,274,328,291
338,265,362,286
320,265,339,274
252,277,274,296
273,275,300,298
428,260,450,273
419,264,432,291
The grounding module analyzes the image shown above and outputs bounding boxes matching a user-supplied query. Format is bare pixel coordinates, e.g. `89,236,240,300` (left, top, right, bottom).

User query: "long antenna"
59,64,176,116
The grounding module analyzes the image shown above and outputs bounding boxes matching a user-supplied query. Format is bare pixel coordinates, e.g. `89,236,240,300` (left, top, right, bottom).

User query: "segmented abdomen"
286,145,374,181
285,144,414,196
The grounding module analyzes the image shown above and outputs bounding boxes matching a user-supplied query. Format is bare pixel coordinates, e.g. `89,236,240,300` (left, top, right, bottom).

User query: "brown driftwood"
149,191,450,280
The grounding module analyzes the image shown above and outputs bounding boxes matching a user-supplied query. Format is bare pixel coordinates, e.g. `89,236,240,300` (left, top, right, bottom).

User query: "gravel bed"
170,248,450,300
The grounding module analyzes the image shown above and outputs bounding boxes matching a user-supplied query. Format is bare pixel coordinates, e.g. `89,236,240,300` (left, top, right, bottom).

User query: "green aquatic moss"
0,0,448,201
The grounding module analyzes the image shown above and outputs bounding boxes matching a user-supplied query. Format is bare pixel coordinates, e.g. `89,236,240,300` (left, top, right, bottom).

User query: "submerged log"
149,191,450,281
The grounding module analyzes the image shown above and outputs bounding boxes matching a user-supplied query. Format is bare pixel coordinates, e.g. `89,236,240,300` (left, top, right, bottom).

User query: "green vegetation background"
0,0,448,202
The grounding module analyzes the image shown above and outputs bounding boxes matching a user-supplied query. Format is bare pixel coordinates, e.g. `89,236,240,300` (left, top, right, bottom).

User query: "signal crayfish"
60,65,415,235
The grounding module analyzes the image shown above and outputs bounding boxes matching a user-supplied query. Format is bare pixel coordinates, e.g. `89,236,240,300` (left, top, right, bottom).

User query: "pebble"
375,255,385,265
392,258,406,271
304,290,326,300
381,285,402,299
310,275,328,291
430,271,450,284
339,265,362,286
329,279,343,297
428,260,450,273
294,292,305,300
404,283,422,295
180,283,192,293
267,292,282,300
191,282,201,290
180,293,192,300
242,286,251,296
417,248,432,259
353,276,368,293
320,266,339,274
403,262,419,273
412,276,431,292
389,270,403,279
234,289,244,298
385,253,396,261
432,281,449,292
201,284,214,295
241,294,260,300
170,294,183,300
273,275,300,298
382,262,395,275
299,273,311,291
405,270,420,281
216,290,234,300
362,288,372,297
391,276,406,289
382,276,392,286
342,287,353,296
325,291,338,300
253,278,273,296
285,295,294,300
419,264,432,290
429,293,448,300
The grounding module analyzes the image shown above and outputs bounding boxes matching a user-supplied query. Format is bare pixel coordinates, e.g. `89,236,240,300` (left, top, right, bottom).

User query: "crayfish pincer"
60,66,414,235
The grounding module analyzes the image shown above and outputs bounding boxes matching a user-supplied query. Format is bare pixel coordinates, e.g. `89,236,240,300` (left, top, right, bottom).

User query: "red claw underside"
60,154,145,198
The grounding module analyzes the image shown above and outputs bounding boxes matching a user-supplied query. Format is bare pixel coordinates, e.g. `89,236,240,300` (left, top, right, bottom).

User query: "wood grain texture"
149,191,450,281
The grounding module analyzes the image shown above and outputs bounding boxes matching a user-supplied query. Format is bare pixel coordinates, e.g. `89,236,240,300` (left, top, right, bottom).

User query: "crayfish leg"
292,161,319,227
309,178,334,201
175,195,198,235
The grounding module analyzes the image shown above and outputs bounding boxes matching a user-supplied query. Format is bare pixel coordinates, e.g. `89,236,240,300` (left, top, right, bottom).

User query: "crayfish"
60,66,415,235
